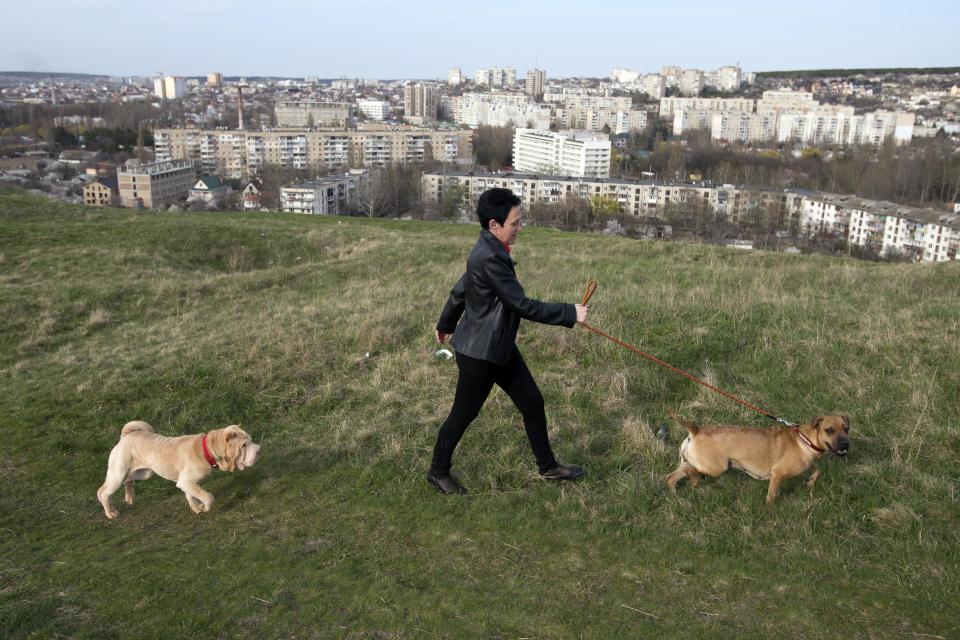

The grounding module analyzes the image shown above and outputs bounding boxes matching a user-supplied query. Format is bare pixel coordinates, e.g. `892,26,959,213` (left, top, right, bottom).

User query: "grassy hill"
1,192,958,639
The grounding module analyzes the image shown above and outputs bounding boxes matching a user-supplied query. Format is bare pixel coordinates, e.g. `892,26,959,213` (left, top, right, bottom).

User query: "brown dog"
97,421,260,519
665,412,849,503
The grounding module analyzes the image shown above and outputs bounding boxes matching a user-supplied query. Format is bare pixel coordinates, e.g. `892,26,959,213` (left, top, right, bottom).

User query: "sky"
1,0,957,79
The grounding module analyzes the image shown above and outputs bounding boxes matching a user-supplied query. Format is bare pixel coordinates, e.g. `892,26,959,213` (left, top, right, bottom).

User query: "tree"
357,168,392,217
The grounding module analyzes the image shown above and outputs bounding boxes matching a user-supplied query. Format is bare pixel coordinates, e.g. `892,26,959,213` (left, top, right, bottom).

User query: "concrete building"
280,170,367,215
153,76,187,100
660,97,755,119
716,65,742,92
525,68,546,99
117,159,196,209
710,111,777,143
512,129,611,178
83,177,118,207
275,101,351,127
358,99,390,121
452,93,551,129
448,68,463,86
679,69,705,96
154,125,473,178
207,72,223,89
554,108,648,134
403,82,438,121
422,170,803,227
475,67,516,88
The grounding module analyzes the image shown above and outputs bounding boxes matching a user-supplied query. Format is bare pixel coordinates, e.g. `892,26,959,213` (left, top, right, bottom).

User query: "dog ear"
842,416,850,429
810,416,823,429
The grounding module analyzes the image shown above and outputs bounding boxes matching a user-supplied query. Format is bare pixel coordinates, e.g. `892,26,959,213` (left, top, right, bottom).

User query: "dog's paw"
105,509,119,519
124,496,134,505
189,502,204,514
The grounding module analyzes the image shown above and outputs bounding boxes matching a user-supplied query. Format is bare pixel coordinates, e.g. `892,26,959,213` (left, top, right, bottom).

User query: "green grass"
1,193,958,639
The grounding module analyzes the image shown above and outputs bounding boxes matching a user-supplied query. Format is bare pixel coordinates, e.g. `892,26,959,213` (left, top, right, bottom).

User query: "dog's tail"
121,421,154,436
667,411,699,436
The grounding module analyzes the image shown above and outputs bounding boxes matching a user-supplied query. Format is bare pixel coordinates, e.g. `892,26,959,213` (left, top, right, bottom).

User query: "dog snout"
246,443,261,467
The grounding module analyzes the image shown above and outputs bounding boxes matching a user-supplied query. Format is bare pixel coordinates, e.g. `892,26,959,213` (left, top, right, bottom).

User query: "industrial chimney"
237,86,245,131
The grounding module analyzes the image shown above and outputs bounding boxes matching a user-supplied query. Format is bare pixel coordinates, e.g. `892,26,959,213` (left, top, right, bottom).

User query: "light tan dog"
97,421,260,519
665,412,849,503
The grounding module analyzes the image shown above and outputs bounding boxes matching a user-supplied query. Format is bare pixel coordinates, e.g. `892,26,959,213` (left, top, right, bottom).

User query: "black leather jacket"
436,229,576,365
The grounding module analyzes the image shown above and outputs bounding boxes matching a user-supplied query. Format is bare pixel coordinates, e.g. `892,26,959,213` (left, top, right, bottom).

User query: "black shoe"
427,472,468,495
540,463,585,481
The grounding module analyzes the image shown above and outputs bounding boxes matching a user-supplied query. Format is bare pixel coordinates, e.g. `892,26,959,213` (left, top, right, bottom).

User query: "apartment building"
512,129,611,178
421,171,801,226
847,201,959,261
448,68,463,86
358,99,390,120
154,126,473,178
660,97,756,119
679,69,705,96
403,82,438,121
275,101,351,127
710,111,777,143
207,72,223,89
117,159,196,209
554,108,648,134
452,93,550,128
153,76,187,99
279,170,367,215
474,67,517,88
525,68,546,99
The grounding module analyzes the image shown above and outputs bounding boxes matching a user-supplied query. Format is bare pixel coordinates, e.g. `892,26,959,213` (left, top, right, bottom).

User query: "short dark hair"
477,188,521,229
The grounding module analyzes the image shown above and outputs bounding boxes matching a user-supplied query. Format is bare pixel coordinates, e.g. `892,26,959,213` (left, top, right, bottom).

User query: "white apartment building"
555,108,648,134
358,99,389,120
679,69,705,96
716,66,742,92
154,76,187,99
512,129,611,178
711,111,777,143
280,170,367,215
609,68,640,84
777,110,915,146
660,97,756,118
757,90,817,113
455,94,551,129
448,68,463,86
275,101,351,127
475,67,517,87
525,68,546,99
848,201,960,260
422,171,802,225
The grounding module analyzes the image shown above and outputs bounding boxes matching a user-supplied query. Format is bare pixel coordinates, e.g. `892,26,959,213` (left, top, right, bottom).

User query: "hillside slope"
1,194,958,638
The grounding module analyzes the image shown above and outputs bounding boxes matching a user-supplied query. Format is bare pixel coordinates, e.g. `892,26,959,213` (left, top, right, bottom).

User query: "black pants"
430,346,558,475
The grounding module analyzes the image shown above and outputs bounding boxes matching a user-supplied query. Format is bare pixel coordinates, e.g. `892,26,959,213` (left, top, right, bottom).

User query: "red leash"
577,279,795,428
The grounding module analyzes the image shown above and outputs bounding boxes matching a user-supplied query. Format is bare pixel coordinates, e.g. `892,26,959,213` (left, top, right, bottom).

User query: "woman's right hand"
575,304,588,323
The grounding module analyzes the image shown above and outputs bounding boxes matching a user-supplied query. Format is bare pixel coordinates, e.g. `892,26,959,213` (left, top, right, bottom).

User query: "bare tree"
357,168,392,217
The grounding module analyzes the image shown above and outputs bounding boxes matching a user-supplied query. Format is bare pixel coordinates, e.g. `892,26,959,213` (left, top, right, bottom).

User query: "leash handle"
581,279,598,306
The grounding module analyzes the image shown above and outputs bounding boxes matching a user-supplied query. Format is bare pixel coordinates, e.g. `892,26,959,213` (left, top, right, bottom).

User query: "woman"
428,188,588,495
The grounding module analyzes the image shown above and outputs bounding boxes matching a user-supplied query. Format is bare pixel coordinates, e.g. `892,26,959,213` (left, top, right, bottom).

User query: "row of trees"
616,126,960,209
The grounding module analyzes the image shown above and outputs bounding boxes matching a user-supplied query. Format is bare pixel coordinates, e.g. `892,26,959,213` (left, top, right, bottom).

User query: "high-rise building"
525,68,546,100
403,82,438,121
207,72,223,89
512,128,611,178
679,69,705,96
153,76,187,99
448,68,463,86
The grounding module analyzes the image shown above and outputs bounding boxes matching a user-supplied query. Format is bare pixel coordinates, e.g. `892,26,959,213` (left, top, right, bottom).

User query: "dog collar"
792,426,824,454
201,433,219,468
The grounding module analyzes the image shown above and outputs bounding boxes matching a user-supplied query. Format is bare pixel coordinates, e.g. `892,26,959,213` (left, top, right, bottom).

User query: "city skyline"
1,0,957,79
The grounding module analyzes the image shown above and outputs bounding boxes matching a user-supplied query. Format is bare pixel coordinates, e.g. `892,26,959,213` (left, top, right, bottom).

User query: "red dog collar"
201,433,218,468
793,426,824,454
